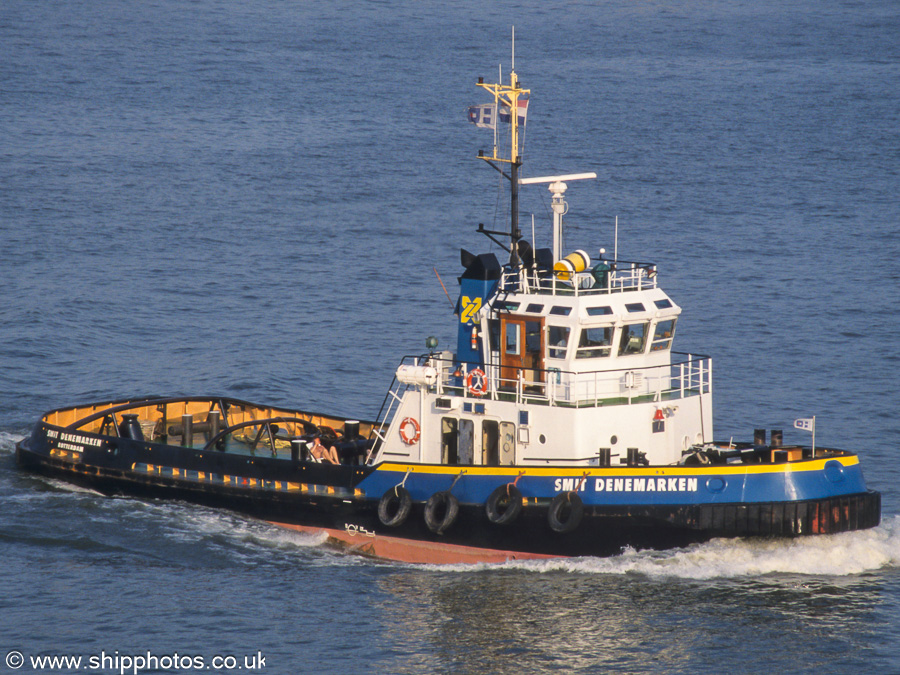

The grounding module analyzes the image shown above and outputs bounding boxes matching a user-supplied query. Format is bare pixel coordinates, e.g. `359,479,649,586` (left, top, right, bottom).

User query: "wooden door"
500,315,545,387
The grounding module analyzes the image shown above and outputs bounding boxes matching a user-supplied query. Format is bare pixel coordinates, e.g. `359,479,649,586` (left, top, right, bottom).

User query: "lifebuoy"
465,368,488,397
485,484,523,525
424,490,459,535
548,491,584,533
398,417,420,445
378,486,412,527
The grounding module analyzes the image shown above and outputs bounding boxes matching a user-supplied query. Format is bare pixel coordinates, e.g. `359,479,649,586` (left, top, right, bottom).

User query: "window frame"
617,321,651,356
575,325,614,359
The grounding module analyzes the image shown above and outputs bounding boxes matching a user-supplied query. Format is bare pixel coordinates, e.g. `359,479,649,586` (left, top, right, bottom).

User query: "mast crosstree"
475,67,529,265
473,41,595,267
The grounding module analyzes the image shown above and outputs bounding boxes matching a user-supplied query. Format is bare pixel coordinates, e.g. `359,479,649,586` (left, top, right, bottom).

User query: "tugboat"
16,56,880,564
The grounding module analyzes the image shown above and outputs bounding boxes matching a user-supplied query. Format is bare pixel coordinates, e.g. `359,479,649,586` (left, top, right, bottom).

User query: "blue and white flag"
467,104,496,129
794,418,815,432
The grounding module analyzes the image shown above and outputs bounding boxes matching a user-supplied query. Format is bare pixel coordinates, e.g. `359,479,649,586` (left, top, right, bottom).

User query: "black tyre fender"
424,490,459,535
548,491,584,533
485,484,523,525
378,486,412,528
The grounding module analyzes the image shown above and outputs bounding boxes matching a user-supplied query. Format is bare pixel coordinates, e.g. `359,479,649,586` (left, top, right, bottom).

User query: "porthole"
706,477,726,494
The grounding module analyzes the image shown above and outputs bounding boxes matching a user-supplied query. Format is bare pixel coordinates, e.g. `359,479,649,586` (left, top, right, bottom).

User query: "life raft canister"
553,250,591,282
378,486,412,527
465,368,488,397
424,490,459,535
548,491,584,533
399,417,420,445
485,483,524,525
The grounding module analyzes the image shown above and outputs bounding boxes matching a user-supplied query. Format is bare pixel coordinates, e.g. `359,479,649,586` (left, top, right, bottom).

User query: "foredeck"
37,396,374,461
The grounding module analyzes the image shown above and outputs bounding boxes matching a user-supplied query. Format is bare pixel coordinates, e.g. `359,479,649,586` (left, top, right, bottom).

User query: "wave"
0,432,25,455
457,515,900,579
34,477,106,496
113,500,358,567
174,507,329,550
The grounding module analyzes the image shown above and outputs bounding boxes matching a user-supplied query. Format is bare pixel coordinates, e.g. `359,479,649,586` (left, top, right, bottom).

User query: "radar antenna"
519,173,597,262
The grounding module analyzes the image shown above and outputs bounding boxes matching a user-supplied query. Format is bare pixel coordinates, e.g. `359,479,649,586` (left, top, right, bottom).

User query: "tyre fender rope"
377,469,413,528
548,490,585,533
424,470,465,535
424,491,459,535
485,471,526,526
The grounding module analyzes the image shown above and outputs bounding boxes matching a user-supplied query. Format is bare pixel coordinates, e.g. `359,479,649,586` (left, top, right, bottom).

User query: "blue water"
2,1,899,673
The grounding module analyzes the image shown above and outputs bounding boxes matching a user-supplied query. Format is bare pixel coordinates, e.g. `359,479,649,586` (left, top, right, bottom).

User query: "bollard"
181,414,193,448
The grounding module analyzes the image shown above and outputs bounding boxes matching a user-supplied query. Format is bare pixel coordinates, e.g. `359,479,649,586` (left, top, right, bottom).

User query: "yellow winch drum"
553,250,591,281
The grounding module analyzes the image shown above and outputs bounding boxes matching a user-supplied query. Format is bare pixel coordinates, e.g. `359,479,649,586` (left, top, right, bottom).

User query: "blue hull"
14,396,881,562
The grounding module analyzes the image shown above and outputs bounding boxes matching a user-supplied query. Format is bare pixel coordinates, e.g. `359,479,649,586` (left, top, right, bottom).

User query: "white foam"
240,522,328,549
133,502,330,555
36,477,105,497
442,515,900,578
0,432,25,454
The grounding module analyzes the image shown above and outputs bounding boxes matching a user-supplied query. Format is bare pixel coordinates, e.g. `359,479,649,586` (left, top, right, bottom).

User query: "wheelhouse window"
548,326,570,359
576,326,613,359
488,319,500,352
525,322,542,353
505,323,521,355
650,319,677,352
618,322,650,356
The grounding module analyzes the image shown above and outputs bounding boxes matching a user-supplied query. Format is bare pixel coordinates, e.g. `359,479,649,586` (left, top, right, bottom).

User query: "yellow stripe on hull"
377,455,860,478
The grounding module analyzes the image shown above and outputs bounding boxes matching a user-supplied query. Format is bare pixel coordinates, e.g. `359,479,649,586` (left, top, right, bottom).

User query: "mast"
476,45,529,266
509,69,521,264
509,26,521,263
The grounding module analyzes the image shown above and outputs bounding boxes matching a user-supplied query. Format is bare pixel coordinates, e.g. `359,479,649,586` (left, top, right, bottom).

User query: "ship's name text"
554,477,699,493
47,429,103,451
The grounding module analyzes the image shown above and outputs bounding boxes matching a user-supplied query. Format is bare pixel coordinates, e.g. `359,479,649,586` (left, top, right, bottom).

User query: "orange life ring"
466,368,488,396
399,417,420,445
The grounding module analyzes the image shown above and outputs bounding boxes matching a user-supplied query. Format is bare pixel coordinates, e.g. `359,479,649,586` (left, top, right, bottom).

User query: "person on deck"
309,436,340,464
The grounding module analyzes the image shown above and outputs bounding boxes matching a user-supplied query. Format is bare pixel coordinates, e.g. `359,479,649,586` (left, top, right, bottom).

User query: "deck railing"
396,352,711,409
499,259,658,297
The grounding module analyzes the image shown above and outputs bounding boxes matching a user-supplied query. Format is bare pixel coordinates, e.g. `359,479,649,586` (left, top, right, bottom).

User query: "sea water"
1,1,899,673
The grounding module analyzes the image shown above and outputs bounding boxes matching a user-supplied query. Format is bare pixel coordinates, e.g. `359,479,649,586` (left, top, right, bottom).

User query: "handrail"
371,369,401,440
58,395,232,432
499,259,659,297
403,352,711,409
202,416,319,453
44,395,373,442
367,361,417,462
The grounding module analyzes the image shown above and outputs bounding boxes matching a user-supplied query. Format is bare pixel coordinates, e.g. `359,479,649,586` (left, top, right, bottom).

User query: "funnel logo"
460,296,482,324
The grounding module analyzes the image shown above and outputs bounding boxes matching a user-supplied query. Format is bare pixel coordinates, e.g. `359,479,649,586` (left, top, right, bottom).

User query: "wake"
470,515,900,578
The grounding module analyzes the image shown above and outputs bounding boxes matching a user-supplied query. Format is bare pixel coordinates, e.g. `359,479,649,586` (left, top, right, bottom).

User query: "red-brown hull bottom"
267,520,564,565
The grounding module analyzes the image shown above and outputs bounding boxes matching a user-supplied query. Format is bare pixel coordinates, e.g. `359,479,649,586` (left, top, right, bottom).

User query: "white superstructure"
369,53,712,471
372,240,713,469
